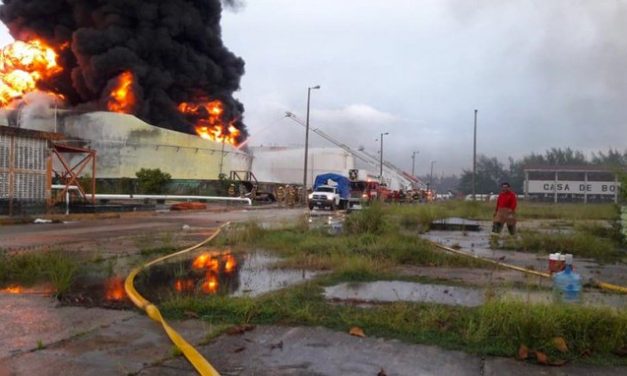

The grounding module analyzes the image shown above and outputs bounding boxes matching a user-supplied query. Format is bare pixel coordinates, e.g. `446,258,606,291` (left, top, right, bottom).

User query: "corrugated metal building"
0,126,60,215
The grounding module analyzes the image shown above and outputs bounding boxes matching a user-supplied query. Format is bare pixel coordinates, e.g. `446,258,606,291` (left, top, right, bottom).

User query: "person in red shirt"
492,182,517,235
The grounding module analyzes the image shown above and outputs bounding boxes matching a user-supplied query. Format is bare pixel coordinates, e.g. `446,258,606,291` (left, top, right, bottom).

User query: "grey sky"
1,0,625,175
221,0,627,175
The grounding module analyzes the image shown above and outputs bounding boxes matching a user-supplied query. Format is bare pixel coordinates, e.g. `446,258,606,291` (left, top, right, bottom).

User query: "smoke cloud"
0,0,247,141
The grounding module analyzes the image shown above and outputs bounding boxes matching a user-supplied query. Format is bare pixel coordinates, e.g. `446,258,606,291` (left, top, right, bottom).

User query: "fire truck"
348,169,391,203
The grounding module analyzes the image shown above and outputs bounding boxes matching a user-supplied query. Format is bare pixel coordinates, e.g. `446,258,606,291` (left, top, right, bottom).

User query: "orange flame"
0,39,63,107
1,285,23,294
201,273,219,294
192,251,238,273
174,279,196,293
104,277,126,301
177,100,241,145
107,71,136,113
223,253,237,273
192,252,219,272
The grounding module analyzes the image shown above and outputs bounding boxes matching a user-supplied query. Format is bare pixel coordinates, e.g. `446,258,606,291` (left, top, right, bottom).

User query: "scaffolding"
51,143,96,207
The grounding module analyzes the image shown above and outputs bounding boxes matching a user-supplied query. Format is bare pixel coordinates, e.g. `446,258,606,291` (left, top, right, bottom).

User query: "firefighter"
286,185,296,207
276,186,285,207
227,183,236,197
492,182,517,235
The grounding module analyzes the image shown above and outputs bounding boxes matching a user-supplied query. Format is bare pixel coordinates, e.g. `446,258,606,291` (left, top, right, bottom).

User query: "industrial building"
250,146,354,187
524,165,623,203
0,102,419,215
0,125,60,215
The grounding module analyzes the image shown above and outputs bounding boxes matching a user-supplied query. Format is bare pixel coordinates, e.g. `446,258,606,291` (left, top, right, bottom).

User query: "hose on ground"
125,223,230,376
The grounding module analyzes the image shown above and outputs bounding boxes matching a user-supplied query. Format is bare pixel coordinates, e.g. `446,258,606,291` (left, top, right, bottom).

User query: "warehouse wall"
0,126,51,215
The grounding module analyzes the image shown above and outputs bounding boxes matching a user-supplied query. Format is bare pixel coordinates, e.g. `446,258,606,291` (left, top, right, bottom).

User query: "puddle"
308,213,345,235
430,217,481,232
324,281,626,309
63,250,317,308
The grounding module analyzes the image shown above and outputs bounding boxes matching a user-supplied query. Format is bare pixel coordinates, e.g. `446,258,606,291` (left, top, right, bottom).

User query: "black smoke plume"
0,0,247,141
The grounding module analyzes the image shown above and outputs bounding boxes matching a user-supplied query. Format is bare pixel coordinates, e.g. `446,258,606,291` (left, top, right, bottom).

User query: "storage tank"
0,109,252,180
250,146,354,186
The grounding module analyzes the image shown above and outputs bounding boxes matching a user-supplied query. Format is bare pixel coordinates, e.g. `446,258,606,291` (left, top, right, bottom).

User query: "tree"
458,155,509,194
591,149,627,167
135,168,172,194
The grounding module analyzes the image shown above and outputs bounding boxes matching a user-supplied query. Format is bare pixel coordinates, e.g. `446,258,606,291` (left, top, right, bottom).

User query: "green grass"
161,279,627,364
184,204,627,363
0,250,79,295
517,203,619,221
386,201,618,224
220,220,489,272
500,228,623,263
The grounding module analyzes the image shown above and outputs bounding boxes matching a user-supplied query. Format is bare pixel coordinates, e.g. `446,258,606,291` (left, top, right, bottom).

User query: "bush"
345,203,386,234
135,168,172,194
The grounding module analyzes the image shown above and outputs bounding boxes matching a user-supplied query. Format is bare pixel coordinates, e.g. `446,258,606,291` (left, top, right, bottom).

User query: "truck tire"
330,202,336,211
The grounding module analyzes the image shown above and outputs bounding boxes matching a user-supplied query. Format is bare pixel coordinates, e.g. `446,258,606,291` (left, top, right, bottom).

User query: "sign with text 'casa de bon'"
528,181,620,195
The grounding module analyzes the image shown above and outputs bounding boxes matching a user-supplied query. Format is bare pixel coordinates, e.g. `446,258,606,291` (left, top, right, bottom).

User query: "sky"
0,0,625,176
218,0,627,175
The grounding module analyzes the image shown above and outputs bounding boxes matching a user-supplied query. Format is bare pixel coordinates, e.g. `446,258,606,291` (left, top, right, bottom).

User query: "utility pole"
472,109,478,201
303,85,320,203
411,150,419,177
219,138,225,179
379,132,389,182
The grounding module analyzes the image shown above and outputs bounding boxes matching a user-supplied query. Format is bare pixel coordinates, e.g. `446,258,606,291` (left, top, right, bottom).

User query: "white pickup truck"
308,185,342,210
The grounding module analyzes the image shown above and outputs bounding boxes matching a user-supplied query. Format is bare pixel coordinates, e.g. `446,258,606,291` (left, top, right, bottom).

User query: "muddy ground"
1,206,625,375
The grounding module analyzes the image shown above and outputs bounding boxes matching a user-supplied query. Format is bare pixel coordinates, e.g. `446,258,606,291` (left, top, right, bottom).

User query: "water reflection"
136,250,241,301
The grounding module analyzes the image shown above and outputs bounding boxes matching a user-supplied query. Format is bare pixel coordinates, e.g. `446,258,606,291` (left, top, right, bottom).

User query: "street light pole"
472,109,478,201
303,85,320,203
379,132,389,182
430,160,436,189
411,150,420,177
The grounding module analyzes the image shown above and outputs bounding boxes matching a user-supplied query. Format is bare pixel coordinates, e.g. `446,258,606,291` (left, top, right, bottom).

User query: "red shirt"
496,190,517,211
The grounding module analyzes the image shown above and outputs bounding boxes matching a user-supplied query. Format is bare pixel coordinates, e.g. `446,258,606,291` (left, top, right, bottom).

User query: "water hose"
429,240,627,294
125,223,230,376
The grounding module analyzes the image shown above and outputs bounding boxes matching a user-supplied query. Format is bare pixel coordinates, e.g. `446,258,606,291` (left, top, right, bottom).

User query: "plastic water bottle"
553,254,582,303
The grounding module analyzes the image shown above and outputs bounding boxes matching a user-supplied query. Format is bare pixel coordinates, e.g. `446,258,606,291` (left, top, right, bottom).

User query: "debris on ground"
170,202,208,211
349,326,366,338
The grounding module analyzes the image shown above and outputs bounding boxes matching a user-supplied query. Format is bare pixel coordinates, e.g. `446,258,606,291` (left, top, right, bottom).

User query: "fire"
1,285,23,294
0,39,63,107
178,100,241,145
201,273,219,294
192,252,218,270
107,71,136,113
223,253,237,273
174,279,196,293
104,277,126,301
192,251,238,273
192,252,219,272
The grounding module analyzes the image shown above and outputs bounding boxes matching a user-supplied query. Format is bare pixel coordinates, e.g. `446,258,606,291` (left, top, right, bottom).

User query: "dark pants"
492,221,516,235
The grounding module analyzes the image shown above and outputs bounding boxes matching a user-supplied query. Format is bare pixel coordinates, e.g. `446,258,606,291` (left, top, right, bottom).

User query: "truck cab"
308,185,341,210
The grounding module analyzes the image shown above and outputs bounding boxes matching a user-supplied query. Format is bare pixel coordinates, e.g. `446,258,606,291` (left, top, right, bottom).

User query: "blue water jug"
553,254,582,303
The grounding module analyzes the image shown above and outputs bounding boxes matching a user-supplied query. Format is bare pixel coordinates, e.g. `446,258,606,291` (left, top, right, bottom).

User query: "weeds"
388,201,618,224
345,203,387,234
0,251,79,295
500,228,622,263
161,281,627,364
464,300,627,359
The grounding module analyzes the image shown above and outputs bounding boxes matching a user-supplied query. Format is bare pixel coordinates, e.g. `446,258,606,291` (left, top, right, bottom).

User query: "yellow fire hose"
429,241,627,294
125,223,231,376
